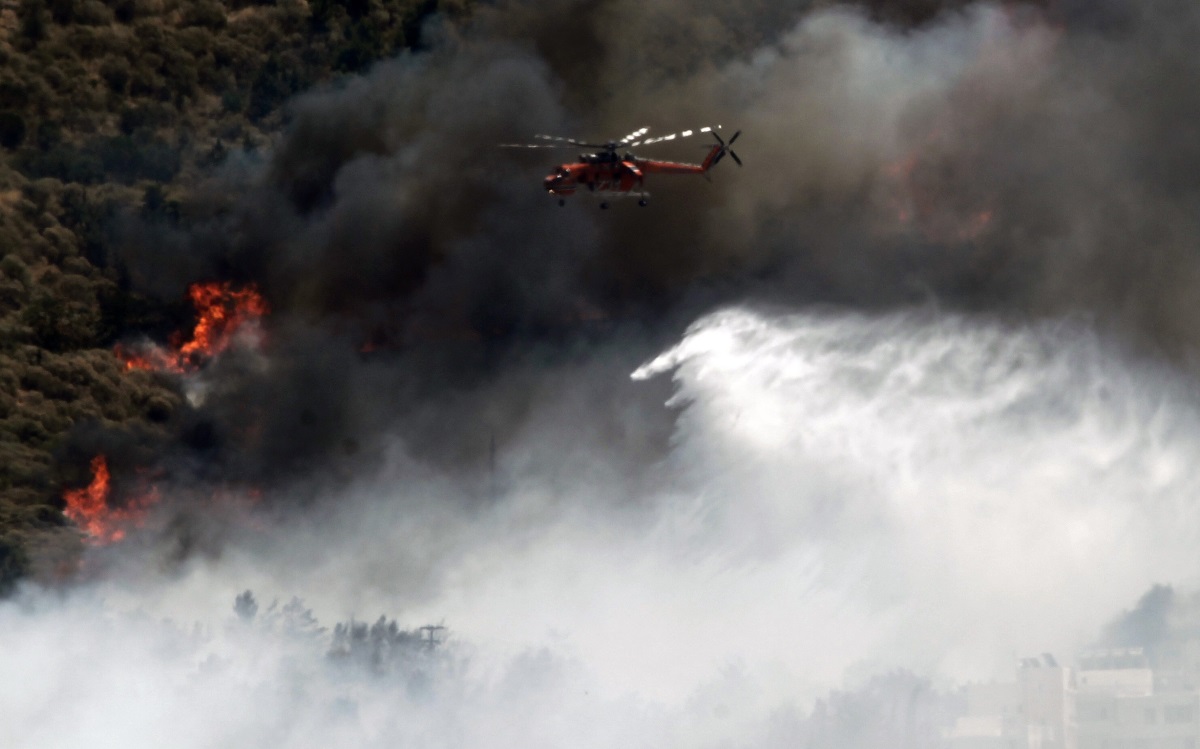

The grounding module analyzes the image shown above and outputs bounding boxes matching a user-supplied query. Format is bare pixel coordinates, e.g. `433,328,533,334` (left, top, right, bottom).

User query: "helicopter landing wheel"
638,198,648,207
599,202,609,210
558,199,566,207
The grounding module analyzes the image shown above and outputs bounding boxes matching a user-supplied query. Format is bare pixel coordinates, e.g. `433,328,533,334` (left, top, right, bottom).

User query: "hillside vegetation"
0,0,467,592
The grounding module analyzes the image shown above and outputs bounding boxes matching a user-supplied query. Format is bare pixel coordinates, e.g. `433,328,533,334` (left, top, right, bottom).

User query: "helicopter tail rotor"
703,130,742,172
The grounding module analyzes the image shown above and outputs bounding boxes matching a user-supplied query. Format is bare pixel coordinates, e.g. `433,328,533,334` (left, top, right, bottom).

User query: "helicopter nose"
544,175,557,191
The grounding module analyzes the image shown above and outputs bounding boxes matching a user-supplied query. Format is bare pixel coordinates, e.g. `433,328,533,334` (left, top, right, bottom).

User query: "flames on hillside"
116,282,270,374
62,456,266,545
883,156,997,244
63,456,161,545
82,282,274,545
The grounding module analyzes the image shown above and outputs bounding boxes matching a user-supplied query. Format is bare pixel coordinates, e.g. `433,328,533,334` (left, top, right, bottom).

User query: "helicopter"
501,126,742,208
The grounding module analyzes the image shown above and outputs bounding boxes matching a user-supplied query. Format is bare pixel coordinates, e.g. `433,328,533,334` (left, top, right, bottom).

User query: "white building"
949,649,1200,749
1076,649,1199,749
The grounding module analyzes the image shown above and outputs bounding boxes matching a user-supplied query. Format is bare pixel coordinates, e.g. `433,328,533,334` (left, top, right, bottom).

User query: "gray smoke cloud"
107,0,1200,497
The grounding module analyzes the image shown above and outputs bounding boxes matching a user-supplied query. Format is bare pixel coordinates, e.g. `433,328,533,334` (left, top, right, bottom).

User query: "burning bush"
62,455,161,544
115,281,270,374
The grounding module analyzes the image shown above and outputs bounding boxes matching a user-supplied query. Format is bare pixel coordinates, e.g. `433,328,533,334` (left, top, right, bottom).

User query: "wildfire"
63,456,160,545
117,282,270,373
879,140,998,244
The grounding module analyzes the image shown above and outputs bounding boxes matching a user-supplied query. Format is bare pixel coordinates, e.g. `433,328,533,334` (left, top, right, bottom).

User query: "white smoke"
7,305,1200,746
635,308,1200,678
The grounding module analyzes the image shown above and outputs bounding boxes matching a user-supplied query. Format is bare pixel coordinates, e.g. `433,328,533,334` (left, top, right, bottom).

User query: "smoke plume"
104,0,1200,498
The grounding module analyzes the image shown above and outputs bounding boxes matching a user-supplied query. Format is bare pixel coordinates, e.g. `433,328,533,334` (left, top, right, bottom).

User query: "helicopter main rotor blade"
630,125,722,147
523,134,611,149
729,149,742,167
538,135,615,149
502,126,736,153
499,143,589,149
619,127,650,145
500,133,612,149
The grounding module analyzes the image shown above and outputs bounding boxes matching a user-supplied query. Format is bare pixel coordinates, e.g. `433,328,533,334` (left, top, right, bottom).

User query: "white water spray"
7,306,1200,747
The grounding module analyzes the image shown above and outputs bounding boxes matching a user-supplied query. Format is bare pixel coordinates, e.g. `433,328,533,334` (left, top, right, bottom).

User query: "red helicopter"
501,126,741,208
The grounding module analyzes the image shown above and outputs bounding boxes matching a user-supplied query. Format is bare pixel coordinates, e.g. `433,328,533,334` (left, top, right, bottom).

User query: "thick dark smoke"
106,0,1200,508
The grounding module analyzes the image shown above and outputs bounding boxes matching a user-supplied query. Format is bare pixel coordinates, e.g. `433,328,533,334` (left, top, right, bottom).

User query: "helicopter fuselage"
543,144,724,200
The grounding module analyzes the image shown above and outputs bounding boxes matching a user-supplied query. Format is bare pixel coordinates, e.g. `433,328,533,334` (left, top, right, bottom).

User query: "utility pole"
419,624,446,649
489,432,497,502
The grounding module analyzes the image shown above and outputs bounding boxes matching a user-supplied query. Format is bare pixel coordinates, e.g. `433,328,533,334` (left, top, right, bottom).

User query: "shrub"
64,26,118,59
0,111,27,150
19,362,78,403
13,145,105,184
181,0,226,29
118,103,173,135
128,65,166,99
158,50,199,98
88,134,181,183
48,0,75,24
0,79,29,109
0,281,28,315
59,187,116,264
198,138,226,168
132,19,166,51
248,52,302,120
41,65,66,92
221,88,244,113
0,255,31,285
112,0,138,23
100,57,132,93
212,37,260,74
141,183,165,214
176,27,212,56
21,291,101,351
8,416,51,447
74,0,114,25
36,120,62,150
0,384,15,417
19,0,49,46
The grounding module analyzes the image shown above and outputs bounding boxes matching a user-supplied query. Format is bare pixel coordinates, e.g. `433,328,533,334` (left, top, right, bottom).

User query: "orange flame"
114,342,185,374
117,282,269,373
63,456,160,544
179,282,270,363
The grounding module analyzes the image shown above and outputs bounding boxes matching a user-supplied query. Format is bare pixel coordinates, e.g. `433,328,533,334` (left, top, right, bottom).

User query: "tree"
234,590,259,622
